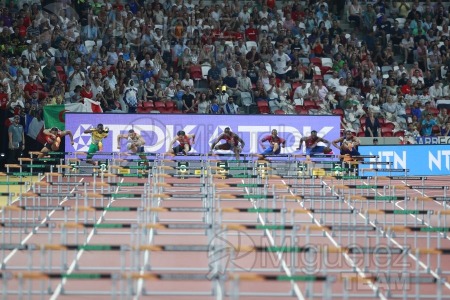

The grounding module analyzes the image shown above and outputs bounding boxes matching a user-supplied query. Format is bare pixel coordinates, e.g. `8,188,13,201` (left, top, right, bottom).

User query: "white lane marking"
50,178,123,300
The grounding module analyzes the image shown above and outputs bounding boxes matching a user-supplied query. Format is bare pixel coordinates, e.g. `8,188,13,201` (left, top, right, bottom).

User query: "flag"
43,100,103,130
25,115,47,145
83,97,103,113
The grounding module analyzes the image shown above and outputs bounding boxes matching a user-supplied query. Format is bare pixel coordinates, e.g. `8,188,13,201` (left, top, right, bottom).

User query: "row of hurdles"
1,152,450,299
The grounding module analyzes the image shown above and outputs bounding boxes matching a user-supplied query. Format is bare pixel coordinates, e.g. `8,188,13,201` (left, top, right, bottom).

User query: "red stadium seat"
165,101,175,112
257,100,270,114
137,106,150,114
360,117,367,126
381,127,393,137
310,57,322,66
154,101,165,109
332,108,344,118
382,123,395,131
295,106,309,115
394,130,405,137
143,101,154,109
429,108,439,116
259,107,270,114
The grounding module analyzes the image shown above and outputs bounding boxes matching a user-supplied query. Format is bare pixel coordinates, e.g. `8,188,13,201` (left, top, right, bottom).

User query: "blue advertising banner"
359,145,450,176
64,113,341,155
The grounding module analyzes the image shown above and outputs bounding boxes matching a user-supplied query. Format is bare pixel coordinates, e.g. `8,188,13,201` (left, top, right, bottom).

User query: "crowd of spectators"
1,0,450,149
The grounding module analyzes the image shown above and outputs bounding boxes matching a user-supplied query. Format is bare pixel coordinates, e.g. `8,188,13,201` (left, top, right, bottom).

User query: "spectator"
7,115,24,165
421,113,437,136
442,121,450,136
223,96,239,114
182,86,196,113
123,80,138,113
365,110,381,137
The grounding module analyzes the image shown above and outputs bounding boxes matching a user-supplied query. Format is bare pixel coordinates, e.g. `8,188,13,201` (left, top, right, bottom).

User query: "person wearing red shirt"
80,83,94,99
38,127,74,158
24,79,39,100
0,86,8,110
245,22,258,42
169,130,195,155
260,129,286,155
210,127,245,160
298,130,331,159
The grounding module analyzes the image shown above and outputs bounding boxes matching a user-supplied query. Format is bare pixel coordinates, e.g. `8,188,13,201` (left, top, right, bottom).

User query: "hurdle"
4,151,450,299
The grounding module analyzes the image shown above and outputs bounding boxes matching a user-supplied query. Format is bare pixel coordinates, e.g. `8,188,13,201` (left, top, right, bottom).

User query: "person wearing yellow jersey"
84,123,109,165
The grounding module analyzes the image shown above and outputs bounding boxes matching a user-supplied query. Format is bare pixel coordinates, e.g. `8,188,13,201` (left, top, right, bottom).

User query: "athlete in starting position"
210,127,245,160
169,131,195,155
39,127,74,158
84,124,109,165
297,130,332,159
117,129,149,165
260,129,286,156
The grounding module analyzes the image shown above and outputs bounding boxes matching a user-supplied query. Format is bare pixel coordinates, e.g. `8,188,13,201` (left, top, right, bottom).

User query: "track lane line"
50,177,123,300
1,176,83,268
282,179,386,300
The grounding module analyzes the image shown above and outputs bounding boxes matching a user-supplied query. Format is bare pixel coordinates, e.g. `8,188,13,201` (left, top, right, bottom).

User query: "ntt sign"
65,113,341,155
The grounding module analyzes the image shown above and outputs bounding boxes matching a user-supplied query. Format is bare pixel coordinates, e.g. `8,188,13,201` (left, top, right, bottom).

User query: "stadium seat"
137,106,151,113
274,109,285,114
257,101,270,114
382,123,395,131
429,108,439,116
165,101,175,111
360,117,366,127
303,100,317,107
246,41,258,52
295,106,308,115
395,18,406,29
394,130,405,137
190,65,202,88
154,101,166,112
299,57,310,65
143,101,154,109
310,57,322,66
381,127,393,137
201,65,211,80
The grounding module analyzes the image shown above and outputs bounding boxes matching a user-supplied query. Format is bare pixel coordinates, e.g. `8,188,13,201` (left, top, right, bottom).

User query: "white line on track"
50,178,123,300
334,179,450,293
243,181,305,300
1,176,84,269
282,179,386,300
133,193,159,300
